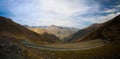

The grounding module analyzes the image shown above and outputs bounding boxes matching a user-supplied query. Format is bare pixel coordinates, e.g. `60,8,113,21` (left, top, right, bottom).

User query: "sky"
0,0,120,28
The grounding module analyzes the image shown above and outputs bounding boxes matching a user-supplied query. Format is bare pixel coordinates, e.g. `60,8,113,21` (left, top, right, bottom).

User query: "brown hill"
65,23,101,42
79,15,120,42
0,16,60,44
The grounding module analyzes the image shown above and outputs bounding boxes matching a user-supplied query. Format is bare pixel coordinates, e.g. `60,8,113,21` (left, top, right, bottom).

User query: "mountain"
0,16,60,59
65,23,101,42
45,25,79,40
28,25,79,41
0,16,60,43
28,28,61,43
78,15,120,42
28,28,50,34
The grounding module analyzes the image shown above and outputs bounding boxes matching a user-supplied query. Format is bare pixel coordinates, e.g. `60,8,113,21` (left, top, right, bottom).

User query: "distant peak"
50,25,57,27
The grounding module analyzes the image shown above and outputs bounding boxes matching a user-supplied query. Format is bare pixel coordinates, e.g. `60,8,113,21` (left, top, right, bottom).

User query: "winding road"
23,40,106,51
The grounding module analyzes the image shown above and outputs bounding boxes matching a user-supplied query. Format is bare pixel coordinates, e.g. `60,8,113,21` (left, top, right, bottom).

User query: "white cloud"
96,12,120,23
115,5,120,8
6,0,99,28
2,0,120,28
79,12,120,24
40,0,92,16
74,11,120,28
103,9,118,13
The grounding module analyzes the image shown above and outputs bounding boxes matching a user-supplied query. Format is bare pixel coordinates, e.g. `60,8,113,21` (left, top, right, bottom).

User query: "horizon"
0,0,120,28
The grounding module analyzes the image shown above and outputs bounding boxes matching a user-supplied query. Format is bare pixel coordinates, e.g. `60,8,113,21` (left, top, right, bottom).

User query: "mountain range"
27,25,79,41
0,15,120,59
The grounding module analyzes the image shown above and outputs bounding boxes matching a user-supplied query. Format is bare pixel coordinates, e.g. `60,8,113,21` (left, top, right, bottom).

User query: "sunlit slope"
29,28,60,43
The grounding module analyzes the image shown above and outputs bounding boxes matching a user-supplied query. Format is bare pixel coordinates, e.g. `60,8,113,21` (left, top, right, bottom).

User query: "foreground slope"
0,35,44,59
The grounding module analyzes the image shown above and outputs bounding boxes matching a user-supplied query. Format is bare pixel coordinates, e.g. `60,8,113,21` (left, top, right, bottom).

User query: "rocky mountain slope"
79,15,120,42
65,23,101,42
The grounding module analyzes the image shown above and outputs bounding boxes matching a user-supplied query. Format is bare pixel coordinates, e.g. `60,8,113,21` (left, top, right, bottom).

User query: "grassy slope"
66,23,100,42
81,15,120,42
0,35,44,59
0,16,60,44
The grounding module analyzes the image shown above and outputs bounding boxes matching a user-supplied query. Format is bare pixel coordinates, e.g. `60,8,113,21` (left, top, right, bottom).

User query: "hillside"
65,23,101,42
28,28,50,34
0,35,45,59
28,28,60,43
46,25,79,40
80,15,120,42
29,25,79,41
0,16,60,43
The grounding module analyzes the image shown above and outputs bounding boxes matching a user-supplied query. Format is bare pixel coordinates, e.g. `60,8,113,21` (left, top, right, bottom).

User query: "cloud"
79,12,120,24
5,0,99,28
102,9,118,13
96,12,120,23
0,0,120,28
40,0,93,16
115,5,120,8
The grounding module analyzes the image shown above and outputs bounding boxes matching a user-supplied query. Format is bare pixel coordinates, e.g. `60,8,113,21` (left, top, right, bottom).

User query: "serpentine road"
23,40,105,51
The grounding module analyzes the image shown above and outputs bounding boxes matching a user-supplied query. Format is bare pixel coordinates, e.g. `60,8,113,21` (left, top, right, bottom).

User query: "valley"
0,15,120,59
1,0,120,59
